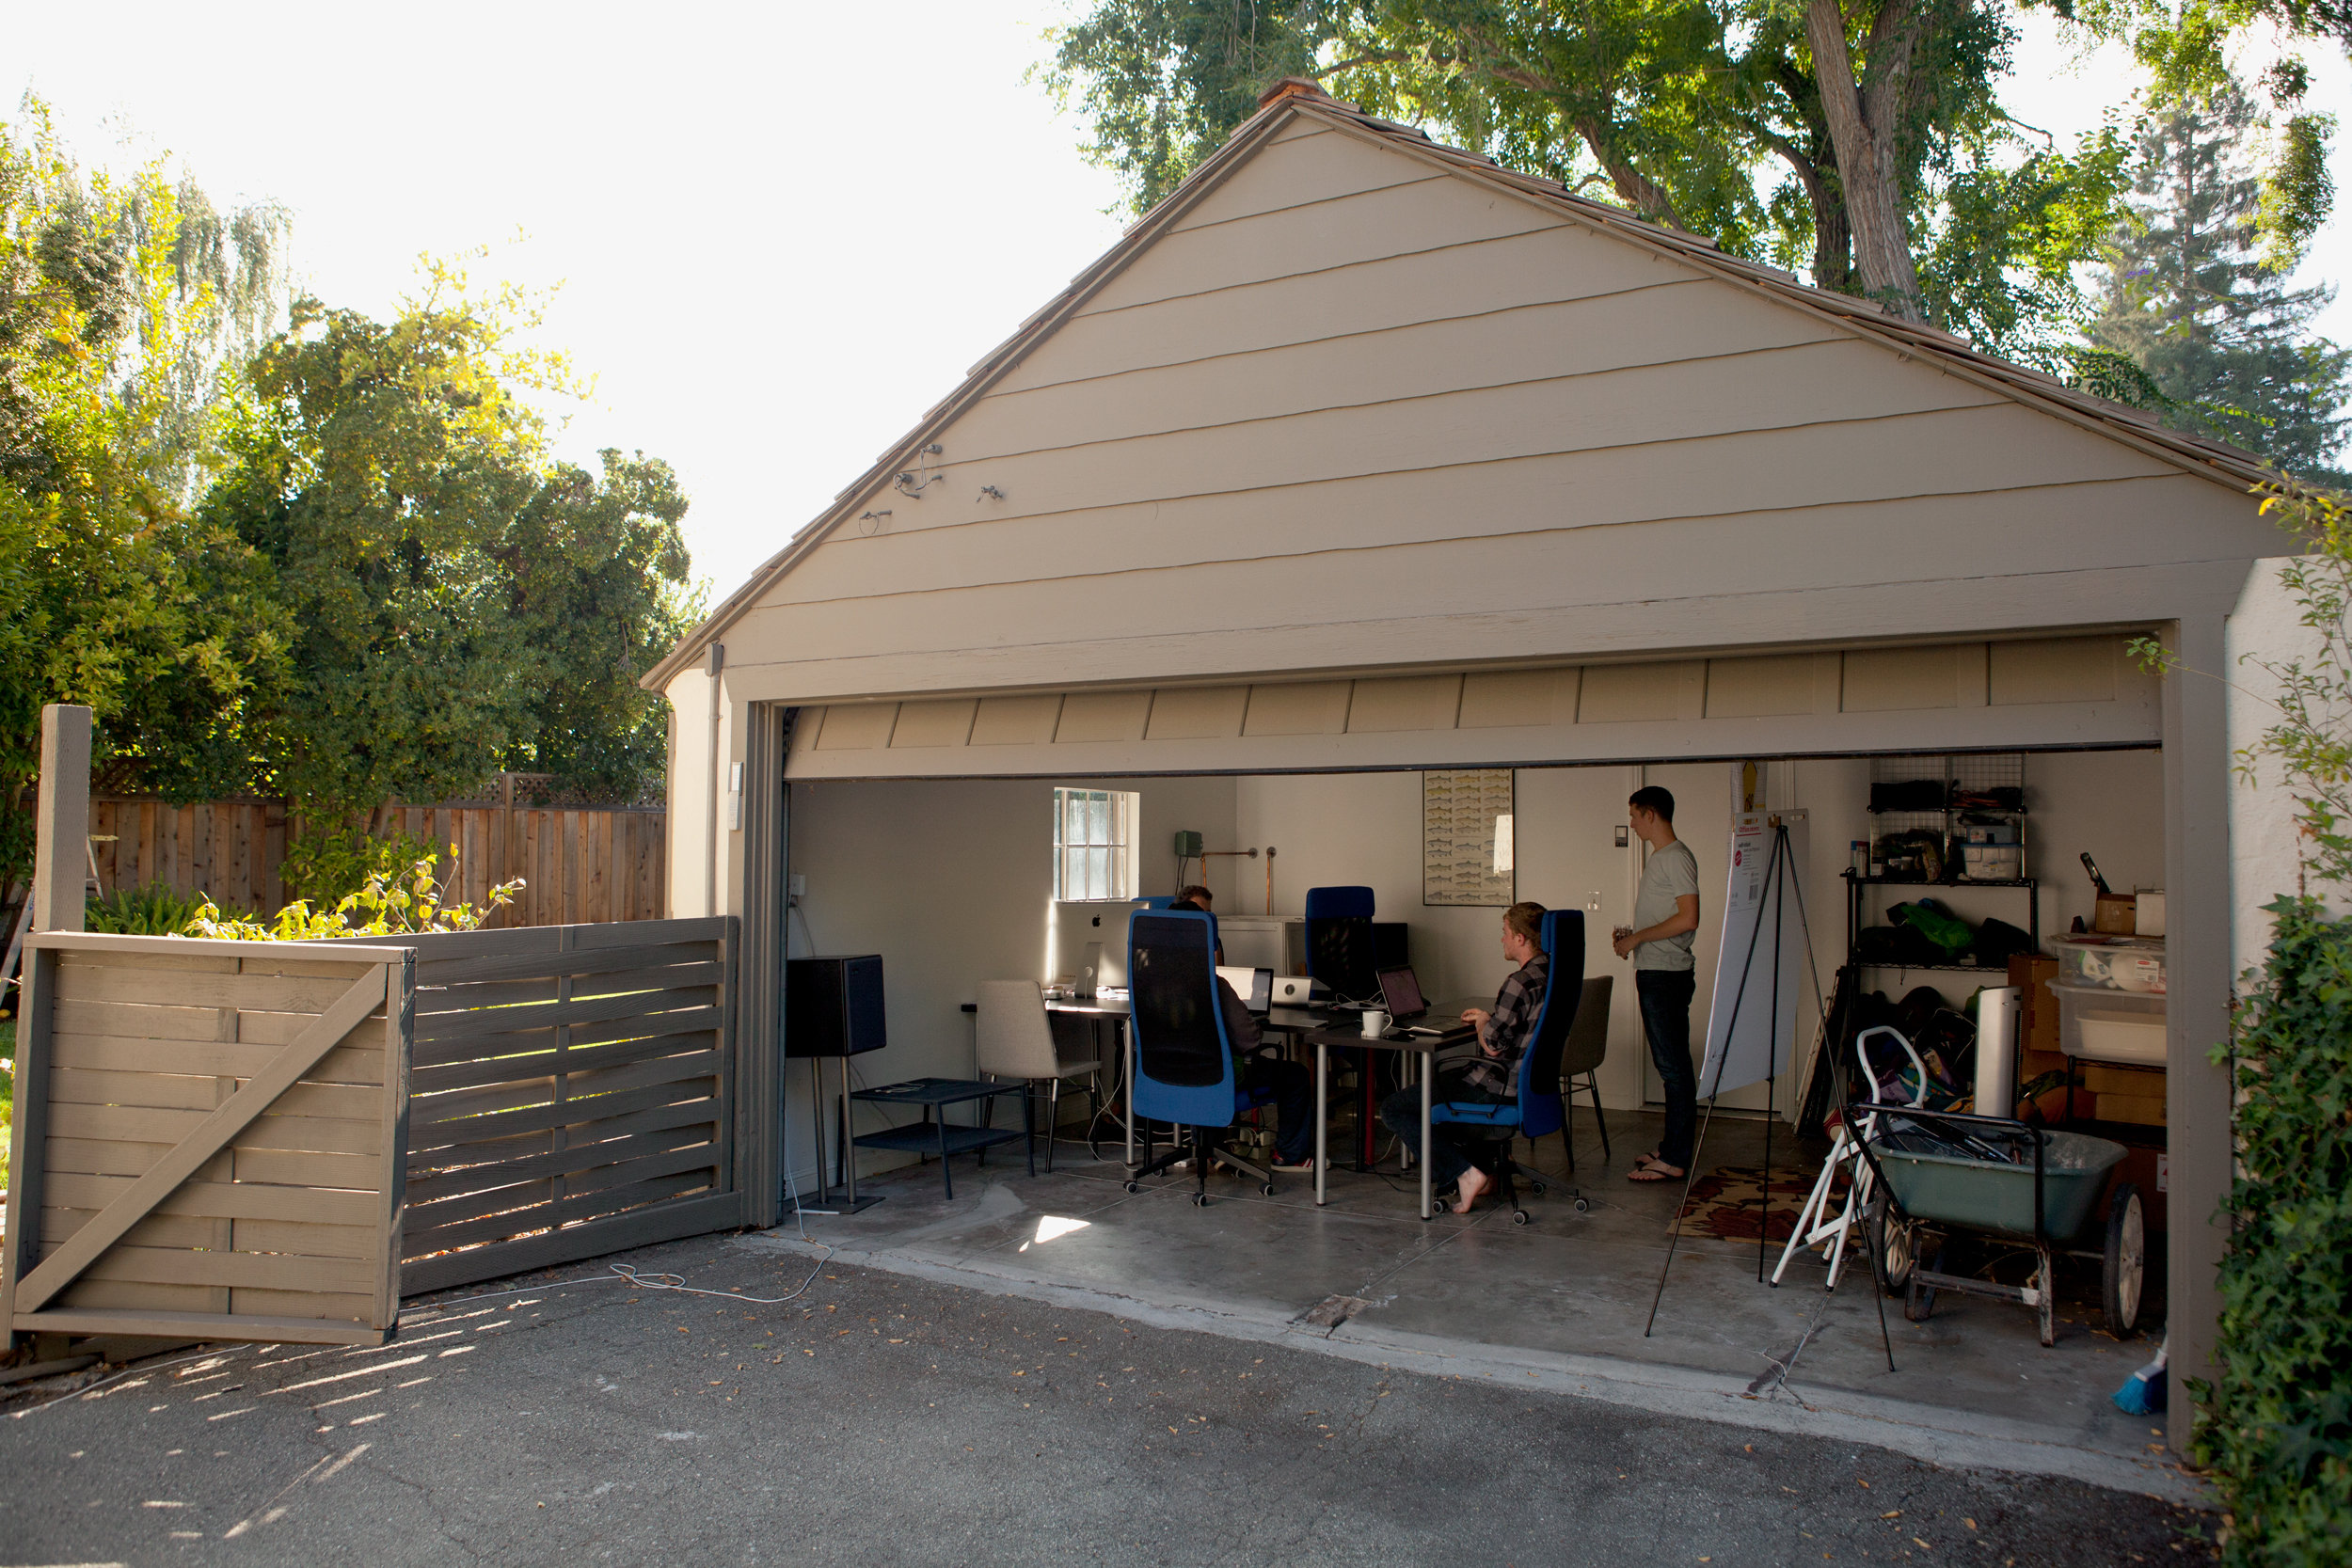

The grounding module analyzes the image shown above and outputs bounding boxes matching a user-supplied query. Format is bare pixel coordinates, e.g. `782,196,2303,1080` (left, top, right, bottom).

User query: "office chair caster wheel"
1260,1182,1276,1196
1530,1180,1548,1196
1573,1196,1590,1213
1123,1180,1141,1195
1510,1209,1531,1227
1191,1193,1210,1208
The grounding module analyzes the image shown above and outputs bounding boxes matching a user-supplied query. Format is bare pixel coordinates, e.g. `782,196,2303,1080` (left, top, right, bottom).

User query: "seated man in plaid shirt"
1378,901,1549,1213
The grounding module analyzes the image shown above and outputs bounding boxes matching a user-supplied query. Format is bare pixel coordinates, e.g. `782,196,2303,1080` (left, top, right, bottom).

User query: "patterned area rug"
1669,1164,1818,1243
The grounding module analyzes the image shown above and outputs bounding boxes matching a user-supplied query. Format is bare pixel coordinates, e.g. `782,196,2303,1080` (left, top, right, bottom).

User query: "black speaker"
1374,922,1409,971
786,955,887,1058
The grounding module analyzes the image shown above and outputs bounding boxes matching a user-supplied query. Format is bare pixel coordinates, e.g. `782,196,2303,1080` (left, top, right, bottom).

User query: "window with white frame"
1052,787,1139,901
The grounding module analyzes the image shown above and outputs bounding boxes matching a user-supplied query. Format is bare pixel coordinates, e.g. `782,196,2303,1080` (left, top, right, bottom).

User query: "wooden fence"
2,932,415,1348
86,797,668,927
395,917,739,1297
4,919,751,1353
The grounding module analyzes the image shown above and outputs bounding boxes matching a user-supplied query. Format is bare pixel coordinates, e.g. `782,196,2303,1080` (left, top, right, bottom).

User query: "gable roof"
644,80,2277,692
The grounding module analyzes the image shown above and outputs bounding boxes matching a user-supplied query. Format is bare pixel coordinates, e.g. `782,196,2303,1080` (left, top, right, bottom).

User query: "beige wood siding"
695,105,2275,714
780,637,2160,779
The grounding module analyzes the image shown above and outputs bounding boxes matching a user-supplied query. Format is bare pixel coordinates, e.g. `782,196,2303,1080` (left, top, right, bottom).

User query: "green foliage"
1038,0,1323,214
2191,895,2352,1565
279,822,441,907
1041,0,2137,352
189,848,519,941
84,881,209,935
0,100,294,887
204,272,697,815
2090,84,2350,481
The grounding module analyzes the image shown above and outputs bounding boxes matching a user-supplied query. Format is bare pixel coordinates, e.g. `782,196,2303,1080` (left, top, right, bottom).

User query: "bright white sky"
10,3,2349,598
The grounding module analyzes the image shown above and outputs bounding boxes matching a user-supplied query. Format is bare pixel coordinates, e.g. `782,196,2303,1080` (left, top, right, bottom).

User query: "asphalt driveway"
0,1230,2212,1566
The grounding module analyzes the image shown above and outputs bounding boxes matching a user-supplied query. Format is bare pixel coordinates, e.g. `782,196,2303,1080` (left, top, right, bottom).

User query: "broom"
2112,1332,2169,1415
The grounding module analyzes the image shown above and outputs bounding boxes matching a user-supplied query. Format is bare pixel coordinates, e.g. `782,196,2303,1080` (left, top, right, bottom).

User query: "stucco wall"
2228,558,2344,974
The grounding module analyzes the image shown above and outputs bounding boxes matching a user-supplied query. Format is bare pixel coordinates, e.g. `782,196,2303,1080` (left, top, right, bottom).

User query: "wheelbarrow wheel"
1866,1188,1915,1296
2103,1182,2145,1339
1905,1244,1942,1323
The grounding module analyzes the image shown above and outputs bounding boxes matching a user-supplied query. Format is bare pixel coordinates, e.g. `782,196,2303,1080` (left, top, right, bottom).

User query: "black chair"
1120,908,1278,1207
1429,910,1589,1224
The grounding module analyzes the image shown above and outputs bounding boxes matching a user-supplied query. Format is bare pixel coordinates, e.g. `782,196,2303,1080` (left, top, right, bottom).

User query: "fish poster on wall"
1423,768,1515,907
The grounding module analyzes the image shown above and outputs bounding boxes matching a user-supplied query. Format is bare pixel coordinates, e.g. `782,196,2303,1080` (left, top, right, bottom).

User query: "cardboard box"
2082,1062,2164,1097
2094,892,2138,935
2010,955,2060,1053
2098,1092,2168,1126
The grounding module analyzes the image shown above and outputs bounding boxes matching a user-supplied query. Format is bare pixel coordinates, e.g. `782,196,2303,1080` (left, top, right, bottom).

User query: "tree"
0,100,292,889
493,449,701,802
207,276,698,815
2090,77,2351,480
1041,0,2130,348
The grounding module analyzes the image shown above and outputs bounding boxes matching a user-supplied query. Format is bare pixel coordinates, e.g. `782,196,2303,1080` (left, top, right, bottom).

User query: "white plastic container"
2046,933,2167,993
2053,979,2168,1065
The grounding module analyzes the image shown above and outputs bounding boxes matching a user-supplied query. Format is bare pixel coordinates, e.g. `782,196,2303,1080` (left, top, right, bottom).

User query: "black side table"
850,1078,1033,1199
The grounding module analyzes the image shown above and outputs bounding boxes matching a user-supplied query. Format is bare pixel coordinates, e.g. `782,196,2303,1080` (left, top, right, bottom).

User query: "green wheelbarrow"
1846,1104,2144,1346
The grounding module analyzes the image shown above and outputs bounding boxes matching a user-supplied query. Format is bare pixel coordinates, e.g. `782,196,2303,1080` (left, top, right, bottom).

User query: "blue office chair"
1120,908,1278,1207
1303,885,1376,1005
1429,909,1590,1225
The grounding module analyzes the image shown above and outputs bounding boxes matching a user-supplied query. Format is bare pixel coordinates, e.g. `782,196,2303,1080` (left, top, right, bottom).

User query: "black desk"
1305,1008,1480,1221
850,1077,1031,1200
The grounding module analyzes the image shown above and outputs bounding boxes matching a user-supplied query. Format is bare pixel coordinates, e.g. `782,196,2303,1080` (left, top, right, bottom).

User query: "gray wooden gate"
3,932,414,1348
395,917,743,1296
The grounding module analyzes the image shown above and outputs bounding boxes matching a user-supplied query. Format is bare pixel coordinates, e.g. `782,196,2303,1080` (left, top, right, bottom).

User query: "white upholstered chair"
975,980,1102,1173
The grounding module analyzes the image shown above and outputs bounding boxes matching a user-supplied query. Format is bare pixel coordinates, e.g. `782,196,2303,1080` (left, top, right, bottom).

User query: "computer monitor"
1307,914,1378,1006
1048,899,1146,995
1216,965,1274,1015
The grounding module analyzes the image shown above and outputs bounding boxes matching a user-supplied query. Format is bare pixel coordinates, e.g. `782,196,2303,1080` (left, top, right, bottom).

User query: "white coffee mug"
1360,1009,1390,1037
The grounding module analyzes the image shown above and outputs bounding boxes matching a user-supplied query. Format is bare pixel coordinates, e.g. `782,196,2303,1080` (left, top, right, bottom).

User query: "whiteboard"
1698,810,1809,1098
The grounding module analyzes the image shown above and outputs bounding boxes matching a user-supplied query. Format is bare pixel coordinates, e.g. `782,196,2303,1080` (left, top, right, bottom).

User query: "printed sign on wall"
1423,768,1515,907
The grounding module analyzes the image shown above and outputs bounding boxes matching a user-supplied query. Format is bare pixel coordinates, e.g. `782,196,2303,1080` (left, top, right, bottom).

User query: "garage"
646,78,2282,1454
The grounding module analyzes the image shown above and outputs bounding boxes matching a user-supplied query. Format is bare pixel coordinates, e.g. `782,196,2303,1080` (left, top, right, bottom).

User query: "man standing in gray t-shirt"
1612,785,1701,1181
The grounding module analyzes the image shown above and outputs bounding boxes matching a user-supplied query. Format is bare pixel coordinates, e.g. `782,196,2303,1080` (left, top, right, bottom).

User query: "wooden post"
32,705,92,933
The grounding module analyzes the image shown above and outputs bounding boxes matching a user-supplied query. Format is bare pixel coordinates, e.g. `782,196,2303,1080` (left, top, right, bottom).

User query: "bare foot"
1454,1165,1494,1213
1627,1162,1686,1182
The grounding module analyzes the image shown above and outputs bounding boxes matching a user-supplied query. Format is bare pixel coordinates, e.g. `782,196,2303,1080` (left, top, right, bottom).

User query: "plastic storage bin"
2053,979,2167,1064
2046,933,2167,993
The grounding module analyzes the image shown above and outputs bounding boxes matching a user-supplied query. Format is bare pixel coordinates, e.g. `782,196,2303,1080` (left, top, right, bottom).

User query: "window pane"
1087,793,1107,847
1063,791,1085,847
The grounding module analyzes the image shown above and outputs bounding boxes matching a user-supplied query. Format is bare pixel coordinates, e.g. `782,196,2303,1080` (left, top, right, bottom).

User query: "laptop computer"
1377,966,1431,1020
1216,965,1274,1015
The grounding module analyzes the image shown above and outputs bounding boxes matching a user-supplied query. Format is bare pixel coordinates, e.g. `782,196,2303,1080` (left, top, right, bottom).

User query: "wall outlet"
788,874,807,898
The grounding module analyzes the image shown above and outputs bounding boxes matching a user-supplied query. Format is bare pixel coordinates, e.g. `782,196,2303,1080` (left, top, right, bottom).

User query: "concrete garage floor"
783,1106,2184,1498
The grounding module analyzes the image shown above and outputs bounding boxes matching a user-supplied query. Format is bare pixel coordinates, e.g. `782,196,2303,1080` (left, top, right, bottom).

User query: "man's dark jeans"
1236,1056,1315,1162
1637,967,1699,1170
1378,1077,1508,1190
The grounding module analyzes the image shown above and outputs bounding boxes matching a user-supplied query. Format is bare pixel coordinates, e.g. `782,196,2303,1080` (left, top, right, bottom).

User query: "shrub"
189,849,521,941
280,824,444,907
2192,896,2352,1563
85,883,210,935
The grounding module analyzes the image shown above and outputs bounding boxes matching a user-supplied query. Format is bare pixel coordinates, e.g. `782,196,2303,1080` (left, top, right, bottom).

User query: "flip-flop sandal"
1627,1164,1684,1182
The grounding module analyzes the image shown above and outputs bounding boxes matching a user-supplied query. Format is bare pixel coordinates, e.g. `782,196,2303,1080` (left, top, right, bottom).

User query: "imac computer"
1048,899,1147,996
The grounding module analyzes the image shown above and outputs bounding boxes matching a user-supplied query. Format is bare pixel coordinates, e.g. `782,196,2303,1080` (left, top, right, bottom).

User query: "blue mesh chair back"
1511,910,1586,1139
1128,910,1240,1128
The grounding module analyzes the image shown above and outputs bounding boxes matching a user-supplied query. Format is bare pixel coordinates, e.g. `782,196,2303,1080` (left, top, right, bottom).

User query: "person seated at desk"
1378,901,1549,1214
1170,893,1316,1174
